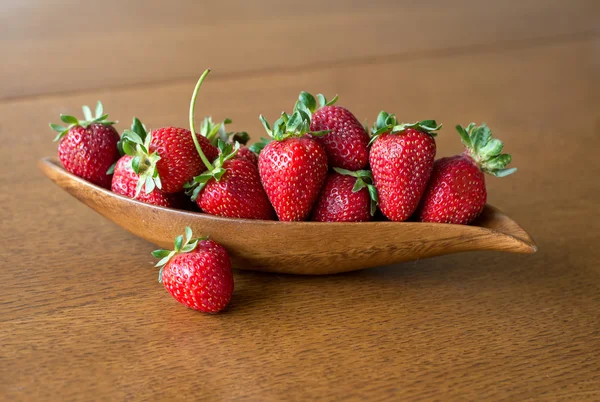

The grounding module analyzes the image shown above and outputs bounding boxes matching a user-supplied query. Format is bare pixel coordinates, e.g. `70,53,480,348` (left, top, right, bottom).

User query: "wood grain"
2,1,600,400
1,0,598,99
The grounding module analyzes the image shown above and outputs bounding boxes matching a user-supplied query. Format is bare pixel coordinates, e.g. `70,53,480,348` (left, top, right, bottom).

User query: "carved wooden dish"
40,157,537,275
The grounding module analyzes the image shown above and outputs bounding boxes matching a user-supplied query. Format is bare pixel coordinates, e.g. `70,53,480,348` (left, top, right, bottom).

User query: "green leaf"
135,177,144,198
259,115,272,136
298,92,317,113
368,185,379,202
286,111,303,132
181,239,199,253
471,125,492,152
155,254,173,268
154,174,162,190
325,94,339,106
158,267,164,282
152,249,171,258
131,156,141,174
174,235,184,252
479,138,503,158
95,101,103,119
352,179,367,192
484,154,512,171
106,162,116,175
185,226,192,242
455,124,472,148
122,140,135,156
131,117,147,141
82,105,93,121
294,101,312,118
223,118,232,125
316,94,326,109
493,167,517,177
60,114,79,125
249,137,271,154
375,111,390,130
333,167,356,177
144,176,155,194
49,123,67,132
122,129,144,145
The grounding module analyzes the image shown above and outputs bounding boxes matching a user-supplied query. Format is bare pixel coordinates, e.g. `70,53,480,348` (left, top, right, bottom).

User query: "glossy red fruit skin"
311,173,372,222
162,240,233,313
58,123,120,189
198,159,275,220
149,127,218,193
309,106,370,170
234,146,258,165
258,137,328,221
111,155,184,208
369,129,436,221
417,154,487,224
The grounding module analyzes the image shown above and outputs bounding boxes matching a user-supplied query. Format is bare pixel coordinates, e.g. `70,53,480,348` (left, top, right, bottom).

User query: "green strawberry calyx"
293,91,339,118
185,69,241,201
151,226,207,282
184,139,240,201
200,116,251,147
259,109,330,142
248,137,272,154
49,101,116,142
369,111,442,145
113,117,164,197
456,123,517,177
334,167,379,216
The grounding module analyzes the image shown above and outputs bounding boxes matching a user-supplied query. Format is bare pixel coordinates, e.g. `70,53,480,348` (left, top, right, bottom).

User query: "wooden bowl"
39,157,537,275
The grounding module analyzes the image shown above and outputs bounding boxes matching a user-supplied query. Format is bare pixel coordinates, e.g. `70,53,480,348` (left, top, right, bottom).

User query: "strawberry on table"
369,111,441,222
257,110,329,221
49,101,120,189
184,70,274,220
417,123,516,225
152,227,233,313
294,92,370,170
311,168,378,222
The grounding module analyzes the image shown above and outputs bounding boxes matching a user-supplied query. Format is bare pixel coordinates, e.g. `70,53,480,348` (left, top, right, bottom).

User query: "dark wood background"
1,0,599,400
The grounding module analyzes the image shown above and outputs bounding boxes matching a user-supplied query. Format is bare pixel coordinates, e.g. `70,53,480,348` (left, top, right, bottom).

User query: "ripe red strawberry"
118,91,218,196
417,123,516,224
311,168,378,222
369,112,441,222
50,101,120,189
184,70,273,220
153,227,233,313
111,155,184,208
189,146,275,220
257,111,328,221
294,92,370,170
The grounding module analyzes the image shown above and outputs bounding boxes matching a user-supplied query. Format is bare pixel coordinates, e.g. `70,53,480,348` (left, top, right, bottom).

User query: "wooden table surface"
2,1,599,400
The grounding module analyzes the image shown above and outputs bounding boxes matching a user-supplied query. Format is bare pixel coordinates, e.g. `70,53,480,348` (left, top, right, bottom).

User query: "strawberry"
369,112,442,222
184,70,274,220
49,101,120,189
257,110,329,221
111,155,185,208
187,143,275,220
417,123,516,224
311,168,378,222
118,95,218,196
294,92,370,170
152,227,233,313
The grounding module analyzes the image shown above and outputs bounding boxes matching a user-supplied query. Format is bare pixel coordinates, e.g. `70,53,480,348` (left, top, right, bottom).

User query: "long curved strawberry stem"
189,69,215,171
